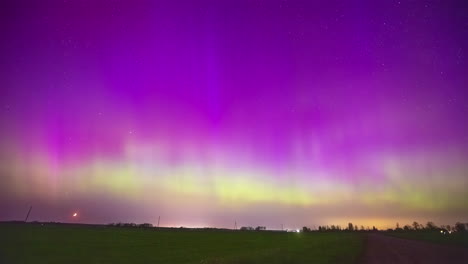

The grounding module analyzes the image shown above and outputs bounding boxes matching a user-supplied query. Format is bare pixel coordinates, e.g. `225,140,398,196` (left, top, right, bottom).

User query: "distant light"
440,230,443,233
73,213,78,217
296,229,300,233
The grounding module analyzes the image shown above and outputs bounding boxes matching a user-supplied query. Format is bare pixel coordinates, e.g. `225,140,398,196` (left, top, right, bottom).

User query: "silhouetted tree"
354,225,358,231
372,226,378,231
455,222,466,232
360,225,365,231
302,226,311,232
425,222,437,230
403,225,411,231
412,221,420,230
395,222,403,232
348,223,354,231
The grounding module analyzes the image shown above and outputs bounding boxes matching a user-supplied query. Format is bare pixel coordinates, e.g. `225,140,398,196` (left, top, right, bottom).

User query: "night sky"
1,0,468,229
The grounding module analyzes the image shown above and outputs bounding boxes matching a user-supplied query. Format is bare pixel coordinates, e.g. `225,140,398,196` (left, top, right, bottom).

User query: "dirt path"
360,233,468,264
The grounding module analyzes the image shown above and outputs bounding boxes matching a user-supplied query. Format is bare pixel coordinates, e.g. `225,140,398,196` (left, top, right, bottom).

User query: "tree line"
107,222,153,228
103,221,468,233
302,221,468,233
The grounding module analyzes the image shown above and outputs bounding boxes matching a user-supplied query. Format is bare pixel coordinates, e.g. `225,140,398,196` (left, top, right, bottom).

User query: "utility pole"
24,206,32,222
234,220,237,230
157,216,160,228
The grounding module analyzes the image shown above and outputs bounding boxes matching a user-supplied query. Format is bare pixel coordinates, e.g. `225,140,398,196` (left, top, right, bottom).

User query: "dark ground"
360,233,468,264
2,222,468,264
0,223,362,264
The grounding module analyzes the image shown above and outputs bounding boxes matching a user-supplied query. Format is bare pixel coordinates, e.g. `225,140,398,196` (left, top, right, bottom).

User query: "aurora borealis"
1,0,468,229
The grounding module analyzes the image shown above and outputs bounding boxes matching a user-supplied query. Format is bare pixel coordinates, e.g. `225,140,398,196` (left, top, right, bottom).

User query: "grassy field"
0,223,363,264
387,231,468,247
